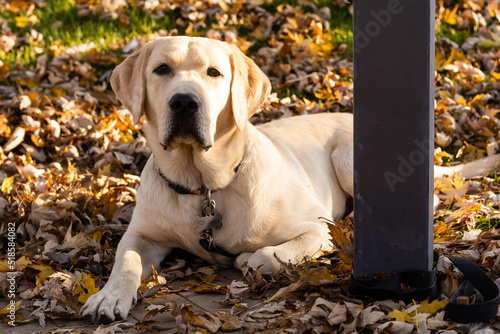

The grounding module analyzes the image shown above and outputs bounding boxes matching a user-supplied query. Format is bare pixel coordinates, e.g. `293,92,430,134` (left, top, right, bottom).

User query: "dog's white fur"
81,36,500,324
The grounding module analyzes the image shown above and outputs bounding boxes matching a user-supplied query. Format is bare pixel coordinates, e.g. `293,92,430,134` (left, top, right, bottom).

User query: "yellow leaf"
452,173,465,190
185,23,193,36
0,114,11,137
435,50,446,71
434,150,453,165
1,176,15,195
8,1,32,14
442,5,458,25
479,38,500,50
98,164,111,176
412,299,448,316
314,87,333,100
30,264,56,282
468,94,485,106
462,144,486,163
491,73,500,81
0,261,11,272
307,267,338,286
16,255,31,271
15,16,29,28
31,133,43,147
0,300,21,314
217,0,229,12
28,91,40,107
457,95,466,105
172,304,221,333
0,62,9,81
49,87,66,97
113,111,135,130
434,221,449,236
75,272,100,304
388,309,412,322
310,21,323,36
50,42,65,56
67,160,78,175
0,300,23,324
28,14,39,25
338,251,353,267
286,17,298,30
90,230,102,243
328,223,352,251
195,272,217,284
14,14,39,28
17,77,37,89
436,48,465,71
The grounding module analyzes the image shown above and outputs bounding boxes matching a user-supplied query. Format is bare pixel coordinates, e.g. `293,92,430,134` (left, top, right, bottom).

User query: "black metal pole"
353,0,435,278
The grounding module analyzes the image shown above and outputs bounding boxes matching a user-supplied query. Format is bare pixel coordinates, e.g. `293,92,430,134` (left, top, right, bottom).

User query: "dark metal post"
353,0,435,277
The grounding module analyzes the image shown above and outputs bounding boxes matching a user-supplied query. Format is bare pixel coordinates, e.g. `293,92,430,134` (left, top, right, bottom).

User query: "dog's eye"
207,68,221,77
154,64,171,75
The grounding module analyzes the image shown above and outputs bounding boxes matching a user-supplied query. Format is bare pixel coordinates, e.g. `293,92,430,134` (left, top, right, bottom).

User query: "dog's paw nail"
82,313,93,324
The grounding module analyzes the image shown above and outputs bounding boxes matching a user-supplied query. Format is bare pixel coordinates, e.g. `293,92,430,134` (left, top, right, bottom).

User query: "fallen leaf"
74,272,100,304
388,309,412,323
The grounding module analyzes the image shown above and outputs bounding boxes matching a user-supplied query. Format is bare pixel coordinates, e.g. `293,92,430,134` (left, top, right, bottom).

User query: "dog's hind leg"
234,223,332,275
331,142,354,198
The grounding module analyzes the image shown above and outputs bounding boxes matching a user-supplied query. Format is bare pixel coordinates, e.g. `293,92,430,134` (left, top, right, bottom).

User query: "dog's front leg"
81,231,169,324
234,224,331,276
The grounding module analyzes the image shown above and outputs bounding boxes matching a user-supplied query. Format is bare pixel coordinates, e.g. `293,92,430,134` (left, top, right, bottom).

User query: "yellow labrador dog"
81,36,353,324
81,36,499,324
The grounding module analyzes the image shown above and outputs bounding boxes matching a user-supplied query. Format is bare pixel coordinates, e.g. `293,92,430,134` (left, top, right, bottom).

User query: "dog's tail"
434,154,500,179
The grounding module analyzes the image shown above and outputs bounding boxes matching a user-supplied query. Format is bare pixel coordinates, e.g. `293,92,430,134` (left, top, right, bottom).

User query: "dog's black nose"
169,93,201,114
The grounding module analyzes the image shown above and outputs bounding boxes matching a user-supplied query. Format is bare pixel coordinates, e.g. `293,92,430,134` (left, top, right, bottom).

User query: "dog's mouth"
162,120,212,151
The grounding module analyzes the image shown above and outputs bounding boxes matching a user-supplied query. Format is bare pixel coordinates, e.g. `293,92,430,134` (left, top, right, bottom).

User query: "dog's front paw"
80,286,136,324
235,247,284,276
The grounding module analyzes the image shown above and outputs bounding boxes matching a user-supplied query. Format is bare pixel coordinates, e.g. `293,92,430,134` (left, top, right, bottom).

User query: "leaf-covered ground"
1,0,500,333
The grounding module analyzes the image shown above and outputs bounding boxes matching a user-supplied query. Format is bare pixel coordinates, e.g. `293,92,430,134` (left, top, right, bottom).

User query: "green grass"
484,163,500,183
316,0,352,41
1,0,177,66
437,23,470,46
476,216,500,231
441,144,463,163
1,0,355,68
0,0,477,71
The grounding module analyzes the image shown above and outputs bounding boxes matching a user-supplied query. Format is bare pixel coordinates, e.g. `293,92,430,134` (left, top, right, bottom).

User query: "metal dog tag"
193,213,223,234
207,213,223,230
194,215,214,233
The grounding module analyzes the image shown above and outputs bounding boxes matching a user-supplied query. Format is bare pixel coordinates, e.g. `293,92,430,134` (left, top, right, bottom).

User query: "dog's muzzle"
163,93,211,150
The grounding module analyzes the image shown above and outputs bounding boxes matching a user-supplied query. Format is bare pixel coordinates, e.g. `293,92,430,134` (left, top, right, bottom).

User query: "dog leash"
445,257,500,323
348,256,500,323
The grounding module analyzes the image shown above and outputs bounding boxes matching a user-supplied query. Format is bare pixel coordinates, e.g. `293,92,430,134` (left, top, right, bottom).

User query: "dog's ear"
110,45,152,124
229,45,271,131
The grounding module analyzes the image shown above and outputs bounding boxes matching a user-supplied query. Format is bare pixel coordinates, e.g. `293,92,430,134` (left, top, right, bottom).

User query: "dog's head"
110,36,271,151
